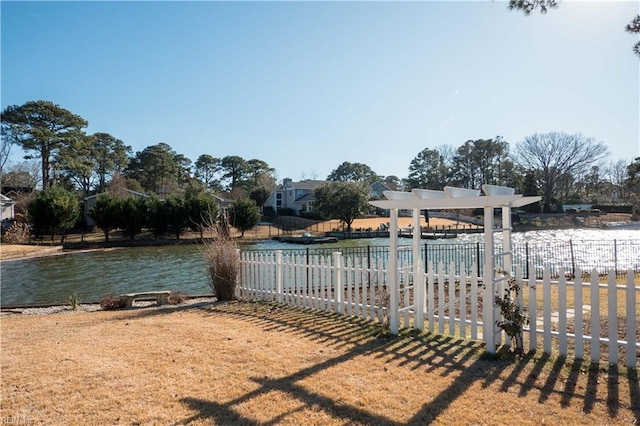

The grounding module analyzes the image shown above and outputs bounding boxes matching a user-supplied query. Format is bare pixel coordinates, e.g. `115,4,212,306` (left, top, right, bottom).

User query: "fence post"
276,250,283,303
614,239,618,277
476,242,481,278
333,252,343,314
525,242,529,279
569,239,575,278
424,243,428,275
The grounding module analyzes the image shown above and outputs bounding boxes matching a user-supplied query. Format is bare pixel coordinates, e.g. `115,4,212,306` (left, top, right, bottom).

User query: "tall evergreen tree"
1,100,88,188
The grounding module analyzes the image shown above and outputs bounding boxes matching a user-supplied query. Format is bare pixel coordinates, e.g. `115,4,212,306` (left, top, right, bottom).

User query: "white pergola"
369,184,541,352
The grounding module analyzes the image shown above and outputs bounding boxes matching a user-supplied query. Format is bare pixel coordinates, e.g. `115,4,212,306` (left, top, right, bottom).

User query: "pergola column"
483,206,496,352
388,207,399,334
413,207,424,330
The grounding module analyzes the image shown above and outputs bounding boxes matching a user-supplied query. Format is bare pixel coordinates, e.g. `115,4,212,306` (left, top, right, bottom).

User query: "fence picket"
427,262,435,333
276,251,283,304
460,262,467,339
590,269,600,363
543,267,552,353
626,269,637,368
470,263,478,340
334,252,343,315
528,266,537,352
558,267,567,357
448,263,456,336
403,271,410,328
372,260,383,322
354,258,361,318
574,270,584,360
608,270,618,365
438,262,445,334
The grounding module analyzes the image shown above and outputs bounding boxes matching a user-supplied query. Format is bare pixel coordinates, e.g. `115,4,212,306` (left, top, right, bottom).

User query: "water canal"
2,228,639,306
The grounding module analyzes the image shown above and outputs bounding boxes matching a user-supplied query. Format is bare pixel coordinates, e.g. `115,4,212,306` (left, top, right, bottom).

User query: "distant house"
265,178,328,215
84,189,149,228
213,194,234,218
369,181,392,198
265,179,390,216
0,194,16,222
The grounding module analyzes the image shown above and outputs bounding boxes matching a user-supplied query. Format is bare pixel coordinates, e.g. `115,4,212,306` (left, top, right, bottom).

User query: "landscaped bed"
1,300,638,425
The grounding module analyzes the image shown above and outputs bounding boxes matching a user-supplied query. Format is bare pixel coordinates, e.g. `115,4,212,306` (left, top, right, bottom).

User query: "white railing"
237,250,639,368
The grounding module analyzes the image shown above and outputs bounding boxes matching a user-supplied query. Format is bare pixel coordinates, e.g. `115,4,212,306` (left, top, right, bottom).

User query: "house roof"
370,181,393,192
213,194,234,204
282,180,327,191
1,194,16,205
84,189,149,201
294,193,315,203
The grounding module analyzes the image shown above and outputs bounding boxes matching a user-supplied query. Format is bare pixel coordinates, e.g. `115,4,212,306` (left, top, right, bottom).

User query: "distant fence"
242,240,640,279
238,250,639,368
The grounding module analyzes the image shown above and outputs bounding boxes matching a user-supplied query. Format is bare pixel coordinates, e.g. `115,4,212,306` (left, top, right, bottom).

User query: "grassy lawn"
1,301,638,425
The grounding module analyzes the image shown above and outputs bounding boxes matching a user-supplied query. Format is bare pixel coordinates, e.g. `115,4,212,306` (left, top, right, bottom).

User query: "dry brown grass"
1,301,638,425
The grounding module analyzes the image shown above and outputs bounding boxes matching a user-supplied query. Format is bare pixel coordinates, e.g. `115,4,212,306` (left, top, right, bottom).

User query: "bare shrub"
99,294,124,310
203,226,239,301
67,292,80,310
1,221,32,244
168,290,186,305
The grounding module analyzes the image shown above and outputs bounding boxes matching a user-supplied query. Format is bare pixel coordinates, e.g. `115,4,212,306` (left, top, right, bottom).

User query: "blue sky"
2,1,639,183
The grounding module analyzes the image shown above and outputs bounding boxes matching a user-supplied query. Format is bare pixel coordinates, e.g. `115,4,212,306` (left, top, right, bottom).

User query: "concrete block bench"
119,291,171,308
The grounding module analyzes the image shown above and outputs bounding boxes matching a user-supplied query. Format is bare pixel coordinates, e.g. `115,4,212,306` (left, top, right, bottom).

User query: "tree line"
21,185,261,243
2,100,640,227
1,100,277,205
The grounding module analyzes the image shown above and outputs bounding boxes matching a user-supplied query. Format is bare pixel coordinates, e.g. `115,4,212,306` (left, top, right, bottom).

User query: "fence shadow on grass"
115,300,638,425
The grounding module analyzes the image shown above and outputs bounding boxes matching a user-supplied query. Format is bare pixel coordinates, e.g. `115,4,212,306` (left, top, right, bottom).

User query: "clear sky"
2,1,639,184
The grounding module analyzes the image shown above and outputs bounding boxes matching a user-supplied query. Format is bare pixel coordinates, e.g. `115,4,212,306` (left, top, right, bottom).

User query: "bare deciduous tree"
513,132,608,212
605,159,630,202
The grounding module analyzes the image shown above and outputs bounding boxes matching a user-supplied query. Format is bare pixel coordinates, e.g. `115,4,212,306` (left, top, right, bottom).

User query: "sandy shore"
0,244,63,261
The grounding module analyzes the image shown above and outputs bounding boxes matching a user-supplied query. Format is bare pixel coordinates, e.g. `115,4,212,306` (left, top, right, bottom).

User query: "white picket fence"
237,250,639,368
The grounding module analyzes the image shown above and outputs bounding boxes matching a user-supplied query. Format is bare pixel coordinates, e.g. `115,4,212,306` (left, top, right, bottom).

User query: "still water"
2,228,639,306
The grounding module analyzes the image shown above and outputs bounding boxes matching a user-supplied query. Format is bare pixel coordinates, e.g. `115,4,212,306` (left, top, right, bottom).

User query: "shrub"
67,292,80,310
299,211,324,220
99,294,124,310
203,226,239,301
28,185,80,242
277,207,295,216
168,290,186,305
262,206,276,219
1,221,32,244
495,276,529,355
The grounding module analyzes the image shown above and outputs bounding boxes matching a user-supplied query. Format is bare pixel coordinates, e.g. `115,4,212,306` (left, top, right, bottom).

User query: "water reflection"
1,245,211,306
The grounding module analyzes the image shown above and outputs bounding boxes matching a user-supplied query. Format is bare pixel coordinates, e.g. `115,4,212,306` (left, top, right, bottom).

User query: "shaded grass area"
1,301,639,425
